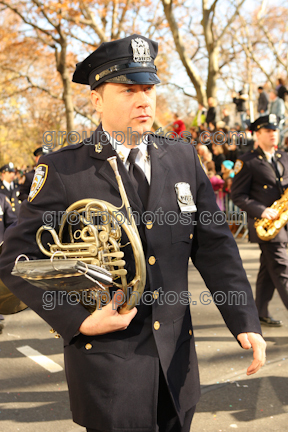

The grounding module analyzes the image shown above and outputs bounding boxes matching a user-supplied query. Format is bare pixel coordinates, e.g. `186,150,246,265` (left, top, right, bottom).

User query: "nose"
136,90,150,108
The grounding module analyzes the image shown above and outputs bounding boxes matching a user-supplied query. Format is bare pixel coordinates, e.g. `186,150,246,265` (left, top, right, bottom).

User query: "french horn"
35,156,146,313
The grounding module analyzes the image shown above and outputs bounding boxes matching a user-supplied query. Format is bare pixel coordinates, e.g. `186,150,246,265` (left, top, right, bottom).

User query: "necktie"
271,156,284,195
128,148,149,208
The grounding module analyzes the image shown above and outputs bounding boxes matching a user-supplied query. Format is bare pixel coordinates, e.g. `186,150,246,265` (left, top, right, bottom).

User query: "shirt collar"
263,150,275,163
103,130,148,164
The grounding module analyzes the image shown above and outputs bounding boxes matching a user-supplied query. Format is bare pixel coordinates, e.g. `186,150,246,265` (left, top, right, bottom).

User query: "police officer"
19,146,50,201
0,194,17,329
231,114,288,326
0,163,21,216
0,35,266,432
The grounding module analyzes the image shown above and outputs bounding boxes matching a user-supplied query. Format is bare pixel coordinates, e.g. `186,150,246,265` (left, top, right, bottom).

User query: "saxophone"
255,188,288,241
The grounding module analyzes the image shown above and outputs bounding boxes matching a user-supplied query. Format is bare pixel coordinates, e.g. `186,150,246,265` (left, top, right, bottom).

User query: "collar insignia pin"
153,142,158,149
95,142,103,153
118,152,125,162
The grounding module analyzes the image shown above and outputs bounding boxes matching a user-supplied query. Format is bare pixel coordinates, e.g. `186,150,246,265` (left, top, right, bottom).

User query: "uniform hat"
0,162,15,173
250,114,279,132
72,34,161,90
33,146,51,157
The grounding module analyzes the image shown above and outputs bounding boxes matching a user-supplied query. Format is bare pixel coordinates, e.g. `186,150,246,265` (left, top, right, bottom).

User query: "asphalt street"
0,241,287,432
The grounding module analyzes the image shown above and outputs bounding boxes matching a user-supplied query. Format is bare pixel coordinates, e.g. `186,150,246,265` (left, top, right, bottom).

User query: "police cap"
33,146,51,157
0,162,15,173
251,114,279,132
72,34,161,90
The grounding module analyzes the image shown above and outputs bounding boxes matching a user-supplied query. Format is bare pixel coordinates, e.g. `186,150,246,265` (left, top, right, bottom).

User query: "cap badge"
131,38,152,63
269,113,277,124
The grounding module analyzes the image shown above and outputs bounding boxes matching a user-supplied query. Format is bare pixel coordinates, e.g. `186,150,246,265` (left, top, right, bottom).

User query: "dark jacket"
233,97,247,113
277,84,288,101
0,181,21,216
205,107,216,125
0,126,261,430
0,194,17,243
231,147,288,243
18,170,35,202
257,91,269,113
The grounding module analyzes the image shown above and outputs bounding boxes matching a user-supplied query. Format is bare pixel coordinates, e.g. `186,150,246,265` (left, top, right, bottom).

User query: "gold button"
11,198,14,201
85,343,92,350
154,321,160,330
189,234,193,240
263,185,267,189
258,155,263,159
153,290,159,299
12,208,15,212
189,329,192,336
18,200,21,203
95,73,100,81
146,221,153,229
148,256,156,265
1,186,4,189
280,177,283,182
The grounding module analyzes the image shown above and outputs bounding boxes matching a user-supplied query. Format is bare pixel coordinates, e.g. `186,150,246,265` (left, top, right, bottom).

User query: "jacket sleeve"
191,151,261,339
0,156,90,343
230,159,266,219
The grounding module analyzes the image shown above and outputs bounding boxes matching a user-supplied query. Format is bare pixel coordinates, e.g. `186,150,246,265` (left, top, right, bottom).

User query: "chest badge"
175,182,197,213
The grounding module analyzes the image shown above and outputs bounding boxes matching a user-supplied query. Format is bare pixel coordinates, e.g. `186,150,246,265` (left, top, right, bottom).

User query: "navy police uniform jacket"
0,126,261,431
0,181,21,216
0,194,17,243
231,148,288,243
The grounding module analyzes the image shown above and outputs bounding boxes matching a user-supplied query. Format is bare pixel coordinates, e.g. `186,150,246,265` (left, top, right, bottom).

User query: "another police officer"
231,114,288,326
0,163,21,216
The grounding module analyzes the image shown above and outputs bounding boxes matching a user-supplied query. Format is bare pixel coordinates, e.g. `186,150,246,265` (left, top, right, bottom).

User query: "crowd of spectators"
172,77,288,215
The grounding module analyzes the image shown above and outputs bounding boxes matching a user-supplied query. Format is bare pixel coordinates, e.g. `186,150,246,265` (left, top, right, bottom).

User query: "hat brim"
92,72,160,89
256,124,278,131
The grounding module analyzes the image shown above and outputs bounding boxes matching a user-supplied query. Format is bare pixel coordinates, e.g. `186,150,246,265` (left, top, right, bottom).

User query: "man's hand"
79,290,137,336
261,207,279,220
237,332,266,375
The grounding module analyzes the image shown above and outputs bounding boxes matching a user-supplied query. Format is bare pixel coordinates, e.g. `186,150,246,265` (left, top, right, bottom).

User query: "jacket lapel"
88,125,143,215
147,137,170,213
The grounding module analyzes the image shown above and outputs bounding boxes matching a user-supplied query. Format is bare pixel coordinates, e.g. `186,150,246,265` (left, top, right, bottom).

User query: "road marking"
17,345,63,373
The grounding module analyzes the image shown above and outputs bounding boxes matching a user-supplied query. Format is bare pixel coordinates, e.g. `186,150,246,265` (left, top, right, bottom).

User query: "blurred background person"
257,86,269,117
0,163,21,216
276,78,288,101
232,89,248,130
191,102,207,131
171,112,186,139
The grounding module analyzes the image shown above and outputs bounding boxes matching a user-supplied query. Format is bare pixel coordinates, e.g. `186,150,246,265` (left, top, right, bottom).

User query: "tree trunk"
161,0,207,106
56,35,75,134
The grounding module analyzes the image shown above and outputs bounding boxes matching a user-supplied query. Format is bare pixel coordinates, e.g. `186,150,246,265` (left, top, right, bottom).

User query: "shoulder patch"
234,159,244,175
28,164,48,202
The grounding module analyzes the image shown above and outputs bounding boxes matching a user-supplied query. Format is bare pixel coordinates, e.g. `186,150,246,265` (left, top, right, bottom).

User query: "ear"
91,90,103,113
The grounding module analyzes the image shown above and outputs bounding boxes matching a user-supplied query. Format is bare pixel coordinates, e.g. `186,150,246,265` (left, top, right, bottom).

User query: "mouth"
135,115,151,121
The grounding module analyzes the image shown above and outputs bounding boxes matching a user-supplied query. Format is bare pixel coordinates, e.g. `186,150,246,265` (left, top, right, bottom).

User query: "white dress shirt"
104,131,151,184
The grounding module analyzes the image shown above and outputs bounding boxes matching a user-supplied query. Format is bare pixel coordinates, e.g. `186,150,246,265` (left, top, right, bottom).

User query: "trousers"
86,365,196,432
255,242,288,317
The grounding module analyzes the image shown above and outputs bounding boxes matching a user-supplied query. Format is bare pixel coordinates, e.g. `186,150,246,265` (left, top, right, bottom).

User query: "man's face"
269,92,276,101
257,128,279,149
91,83,156,145
2,171,15,182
